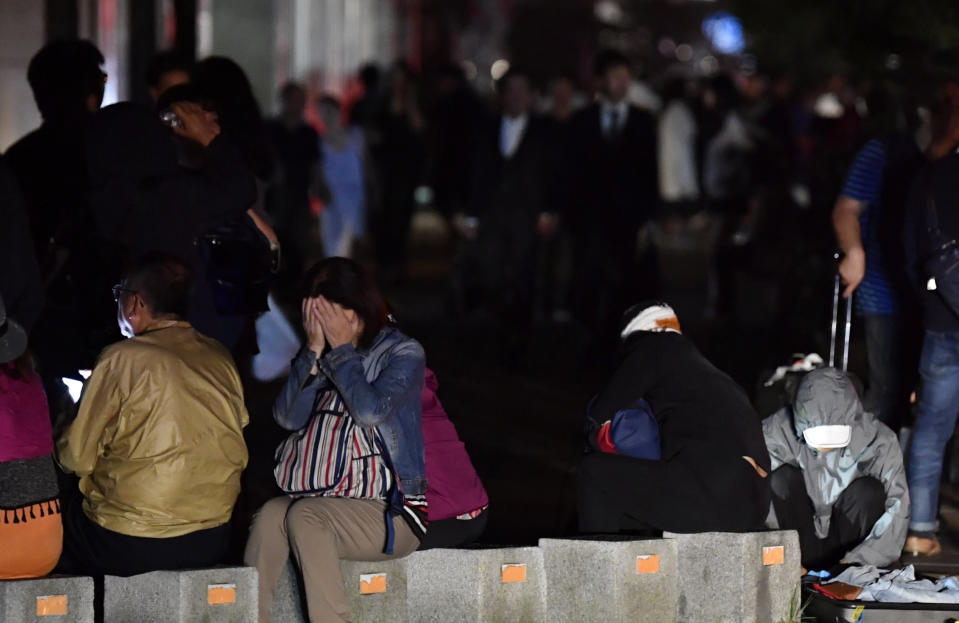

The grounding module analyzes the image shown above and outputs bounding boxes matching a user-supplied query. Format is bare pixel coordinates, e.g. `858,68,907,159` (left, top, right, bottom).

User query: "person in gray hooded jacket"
763,367,908,570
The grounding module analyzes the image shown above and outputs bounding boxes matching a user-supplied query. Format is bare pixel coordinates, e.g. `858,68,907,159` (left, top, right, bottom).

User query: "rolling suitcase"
829,264,853,372
803,588,959,622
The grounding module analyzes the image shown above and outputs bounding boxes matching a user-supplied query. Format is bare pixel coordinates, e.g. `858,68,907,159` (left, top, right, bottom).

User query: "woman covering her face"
244,257,426,623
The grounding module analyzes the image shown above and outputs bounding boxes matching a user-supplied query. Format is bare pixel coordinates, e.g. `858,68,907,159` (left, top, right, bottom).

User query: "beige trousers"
244,496,419,623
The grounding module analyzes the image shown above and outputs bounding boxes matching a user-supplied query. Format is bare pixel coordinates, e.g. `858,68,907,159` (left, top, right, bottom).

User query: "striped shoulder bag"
274,387,392,498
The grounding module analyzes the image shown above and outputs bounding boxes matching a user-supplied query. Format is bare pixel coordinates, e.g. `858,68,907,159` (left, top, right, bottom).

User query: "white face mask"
802,425,852,450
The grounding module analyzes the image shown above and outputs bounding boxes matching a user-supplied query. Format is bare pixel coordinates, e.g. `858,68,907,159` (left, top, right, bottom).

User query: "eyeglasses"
112,284,137,302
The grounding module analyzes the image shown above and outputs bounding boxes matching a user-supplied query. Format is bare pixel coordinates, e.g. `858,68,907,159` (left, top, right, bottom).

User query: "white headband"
621,305,681,339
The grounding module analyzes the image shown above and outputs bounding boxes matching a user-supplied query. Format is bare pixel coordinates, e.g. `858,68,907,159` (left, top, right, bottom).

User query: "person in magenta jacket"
418,368,489,549
0,296,62,579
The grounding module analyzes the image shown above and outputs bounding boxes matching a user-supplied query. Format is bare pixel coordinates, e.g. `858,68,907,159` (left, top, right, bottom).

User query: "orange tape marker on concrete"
36,595,68,616
636,555,660,574
502,564,527,583
763,546,785,566
360,573,387,595
207,584,237,605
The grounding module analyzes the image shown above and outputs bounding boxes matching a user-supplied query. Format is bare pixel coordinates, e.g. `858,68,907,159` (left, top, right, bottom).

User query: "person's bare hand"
316,297,361,349
302,298,325,356
838,247,865,298
171,101,220,147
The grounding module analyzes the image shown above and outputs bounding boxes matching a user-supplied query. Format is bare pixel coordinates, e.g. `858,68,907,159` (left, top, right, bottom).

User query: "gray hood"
793,367,863,436
762,367,909,567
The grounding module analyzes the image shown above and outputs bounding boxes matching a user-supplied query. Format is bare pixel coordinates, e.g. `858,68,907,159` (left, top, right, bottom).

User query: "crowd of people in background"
5,32,959,622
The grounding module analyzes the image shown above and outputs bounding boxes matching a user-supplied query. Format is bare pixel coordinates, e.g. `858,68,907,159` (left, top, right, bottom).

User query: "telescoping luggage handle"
830,252,852,372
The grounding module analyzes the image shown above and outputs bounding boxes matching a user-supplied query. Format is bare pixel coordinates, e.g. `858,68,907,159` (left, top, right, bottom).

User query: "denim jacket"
274,326,427,496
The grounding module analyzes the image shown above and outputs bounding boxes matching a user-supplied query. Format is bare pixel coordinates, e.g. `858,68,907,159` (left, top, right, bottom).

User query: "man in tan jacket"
56,254,249,576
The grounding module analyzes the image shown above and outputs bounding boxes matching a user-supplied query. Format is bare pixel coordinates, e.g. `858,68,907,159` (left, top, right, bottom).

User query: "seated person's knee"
769,464,804,500
835,476,885,523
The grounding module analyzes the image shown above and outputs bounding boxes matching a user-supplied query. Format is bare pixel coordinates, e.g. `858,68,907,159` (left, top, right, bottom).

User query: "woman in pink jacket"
418,368,489,549
0,298,62,578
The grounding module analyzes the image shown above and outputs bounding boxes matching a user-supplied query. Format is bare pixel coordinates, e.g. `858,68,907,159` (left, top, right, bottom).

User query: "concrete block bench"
270,557,412,622
539,537,679,623
664,530,801,623
341,558,411,623
271,561,307,622
103,566,258,623
407,547,547,623
0,576,94,622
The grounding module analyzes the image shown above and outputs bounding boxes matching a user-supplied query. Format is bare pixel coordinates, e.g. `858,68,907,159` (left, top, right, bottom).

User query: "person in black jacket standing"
578,302,771,534
568,51,660,344
455,68,548,355
902,94,959,555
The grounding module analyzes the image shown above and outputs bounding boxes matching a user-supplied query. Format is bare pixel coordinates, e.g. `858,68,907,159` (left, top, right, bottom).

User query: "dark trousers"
56,488,231,577
376,178,416,272
770,464,884,570
577,451,770,535
862,313,919,432
570,224,660,347
417,508,489,550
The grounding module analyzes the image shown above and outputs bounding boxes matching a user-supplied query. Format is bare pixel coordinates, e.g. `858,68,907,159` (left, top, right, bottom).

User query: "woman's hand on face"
302,298,325,356
170,101,220,147
316,296,360,349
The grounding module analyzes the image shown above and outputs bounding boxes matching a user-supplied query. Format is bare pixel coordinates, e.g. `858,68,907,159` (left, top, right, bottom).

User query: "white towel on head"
621,304,681,339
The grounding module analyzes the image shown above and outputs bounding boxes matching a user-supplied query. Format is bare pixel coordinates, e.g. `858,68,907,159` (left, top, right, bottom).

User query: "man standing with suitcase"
832,128,924,432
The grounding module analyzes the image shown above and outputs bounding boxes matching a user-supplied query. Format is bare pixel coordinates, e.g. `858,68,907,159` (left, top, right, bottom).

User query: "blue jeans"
908,330,959,531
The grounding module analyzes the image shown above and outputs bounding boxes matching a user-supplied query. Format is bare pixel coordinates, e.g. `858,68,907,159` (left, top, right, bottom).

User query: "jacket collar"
138,319,191,336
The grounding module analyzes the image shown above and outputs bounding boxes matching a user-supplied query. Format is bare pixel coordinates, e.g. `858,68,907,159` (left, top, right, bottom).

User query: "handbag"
922,169,959,317
592,398,662,460
196,214,274,316
273,388,392,497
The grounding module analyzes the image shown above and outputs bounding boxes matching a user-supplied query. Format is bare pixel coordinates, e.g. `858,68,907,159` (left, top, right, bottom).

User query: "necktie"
607,108,622,138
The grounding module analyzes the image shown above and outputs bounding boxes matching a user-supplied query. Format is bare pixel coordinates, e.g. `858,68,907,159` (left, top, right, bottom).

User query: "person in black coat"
568,51,660,343
4,40,118,383
578,302,771,534
85,102,258,349
455,68,549,351
0,155,44,334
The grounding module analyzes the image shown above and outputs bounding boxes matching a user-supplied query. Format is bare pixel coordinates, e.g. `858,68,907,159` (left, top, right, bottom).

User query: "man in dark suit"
456,67,549,353
568,50,660,342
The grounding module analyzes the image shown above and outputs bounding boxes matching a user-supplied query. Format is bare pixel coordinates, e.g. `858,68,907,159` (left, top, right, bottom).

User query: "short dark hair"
27,39,105,121
146,51,192,89
124,254,194,318
279,82,306,101
594,50,631,77
302,258,390,349
156,82,206,111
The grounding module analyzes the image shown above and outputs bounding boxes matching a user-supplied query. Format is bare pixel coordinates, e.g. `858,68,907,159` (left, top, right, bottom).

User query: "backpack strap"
371,430,404,555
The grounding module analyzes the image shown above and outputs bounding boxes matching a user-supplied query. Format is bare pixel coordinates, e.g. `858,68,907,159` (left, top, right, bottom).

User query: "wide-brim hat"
0,295,28,364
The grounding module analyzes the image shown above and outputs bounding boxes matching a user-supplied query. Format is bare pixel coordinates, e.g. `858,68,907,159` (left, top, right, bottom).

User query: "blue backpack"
589,398,661,460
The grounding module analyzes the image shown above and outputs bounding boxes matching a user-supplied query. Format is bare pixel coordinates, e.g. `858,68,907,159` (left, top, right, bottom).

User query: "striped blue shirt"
841,139,895,315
